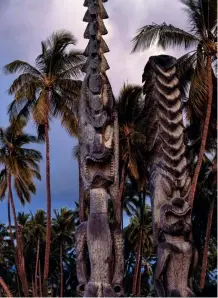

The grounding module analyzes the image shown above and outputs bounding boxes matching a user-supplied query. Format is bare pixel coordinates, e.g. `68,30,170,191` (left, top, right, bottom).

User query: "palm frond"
128,154,139,181
181,0,217,37
19,147,42,161
118,83,143,124
54,51,85,78
60,109,78,137
57,63,85,80
50,89,79,137
55,79,82,98
36,30,79,75
8,97,36,123
45,29,77,51
14,178,31,205
32,90,47,125
8,74,41,95
132,23,199,52
37,124,45,142
0,168,7,200
15,134,40,147
177,51,197,98
4,60,41,76
188,47,208,119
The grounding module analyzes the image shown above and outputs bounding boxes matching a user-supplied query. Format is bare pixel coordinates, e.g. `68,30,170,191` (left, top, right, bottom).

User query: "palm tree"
52,208,75,297
191,154,217,290
27,209,46,296
124,202,153,296
122,178,140,218
117,84,147,228
0,119,42,296
4,30,85,295
132,0,217,209
198,155,217,289
0,276,12,297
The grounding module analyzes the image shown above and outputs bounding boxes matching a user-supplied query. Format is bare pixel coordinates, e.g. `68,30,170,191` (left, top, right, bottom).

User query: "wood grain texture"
143,55,195,297
75,1,123,296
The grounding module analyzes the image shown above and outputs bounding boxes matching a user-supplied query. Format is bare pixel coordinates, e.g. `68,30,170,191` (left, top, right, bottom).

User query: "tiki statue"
142,55,197,297
75,0,124,297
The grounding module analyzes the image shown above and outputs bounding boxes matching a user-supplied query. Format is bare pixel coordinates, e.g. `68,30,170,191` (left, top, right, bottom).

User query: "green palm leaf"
132,23,198,53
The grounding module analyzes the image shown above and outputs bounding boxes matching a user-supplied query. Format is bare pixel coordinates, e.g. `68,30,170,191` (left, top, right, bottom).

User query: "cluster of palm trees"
0,0,217,297
0,30,85,297
0,208,77,297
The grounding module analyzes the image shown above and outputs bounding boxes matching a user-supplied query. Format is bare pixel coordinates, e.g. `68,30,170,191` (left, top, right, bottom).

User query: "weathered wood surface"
75,1,123,297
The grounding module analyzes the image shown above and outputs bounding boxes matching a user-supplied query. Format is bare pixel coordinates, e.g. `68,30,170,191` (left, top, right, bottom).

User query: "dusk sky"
0,0,189,224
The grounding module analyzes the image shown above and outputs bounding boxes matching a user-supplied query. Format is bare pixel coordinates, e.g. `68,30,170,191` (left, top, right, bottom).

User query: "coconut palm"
190,153,217,290
27,209,46,296
52,208,75,297
4,30,85,294
16,212,38,295
122,178,140,218
0,119,41,296
0,276,12,297
124,202,153,295
117,84,147,228
132,0,217,208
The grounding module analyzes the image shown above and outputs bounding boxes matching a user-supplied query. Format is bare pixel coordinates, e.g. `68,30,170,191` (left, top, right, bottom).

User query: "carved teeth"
86,156,104,162
110,159,114,175
84,163,89,178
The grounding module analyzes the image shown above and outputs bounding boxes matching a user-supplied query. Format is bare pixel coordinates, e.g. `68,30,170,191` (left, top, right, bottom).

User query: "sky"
0,0,189,225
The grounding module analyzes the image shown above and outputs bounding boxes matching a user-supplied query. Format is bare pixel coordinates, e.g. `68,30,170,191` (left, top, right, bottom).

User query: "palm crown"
0,119,42,204
4,30,85,138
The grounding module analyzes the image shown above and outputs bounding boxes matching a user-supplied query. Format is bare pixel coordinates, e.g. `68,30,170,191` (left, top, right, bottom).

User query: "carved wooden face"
83,158,114,188
85,124,113,160
82,124,114,188
160,201,191,235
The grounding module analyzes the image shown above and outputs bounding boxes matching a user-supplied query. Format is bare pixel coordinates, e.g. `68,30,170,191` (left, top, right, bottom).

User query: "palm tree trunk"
136,191,145,296
51,279,54,297
35,238,40,296
119,163,127,230
43,116,52,296
137,267,142,296
32,274,36,297
189,55,213,205
0,276,12,297
60,243,63,297
7,173,29,297
39,261,43,297
200,198,215,289
17,275,21,297
132,228,142,295
7,199,14,248
8,196,22,296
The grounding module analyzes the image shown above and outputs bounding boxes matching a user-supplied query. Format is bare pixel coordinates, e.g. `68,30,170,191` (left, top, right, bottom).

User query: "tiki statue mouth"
84,157,114,187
